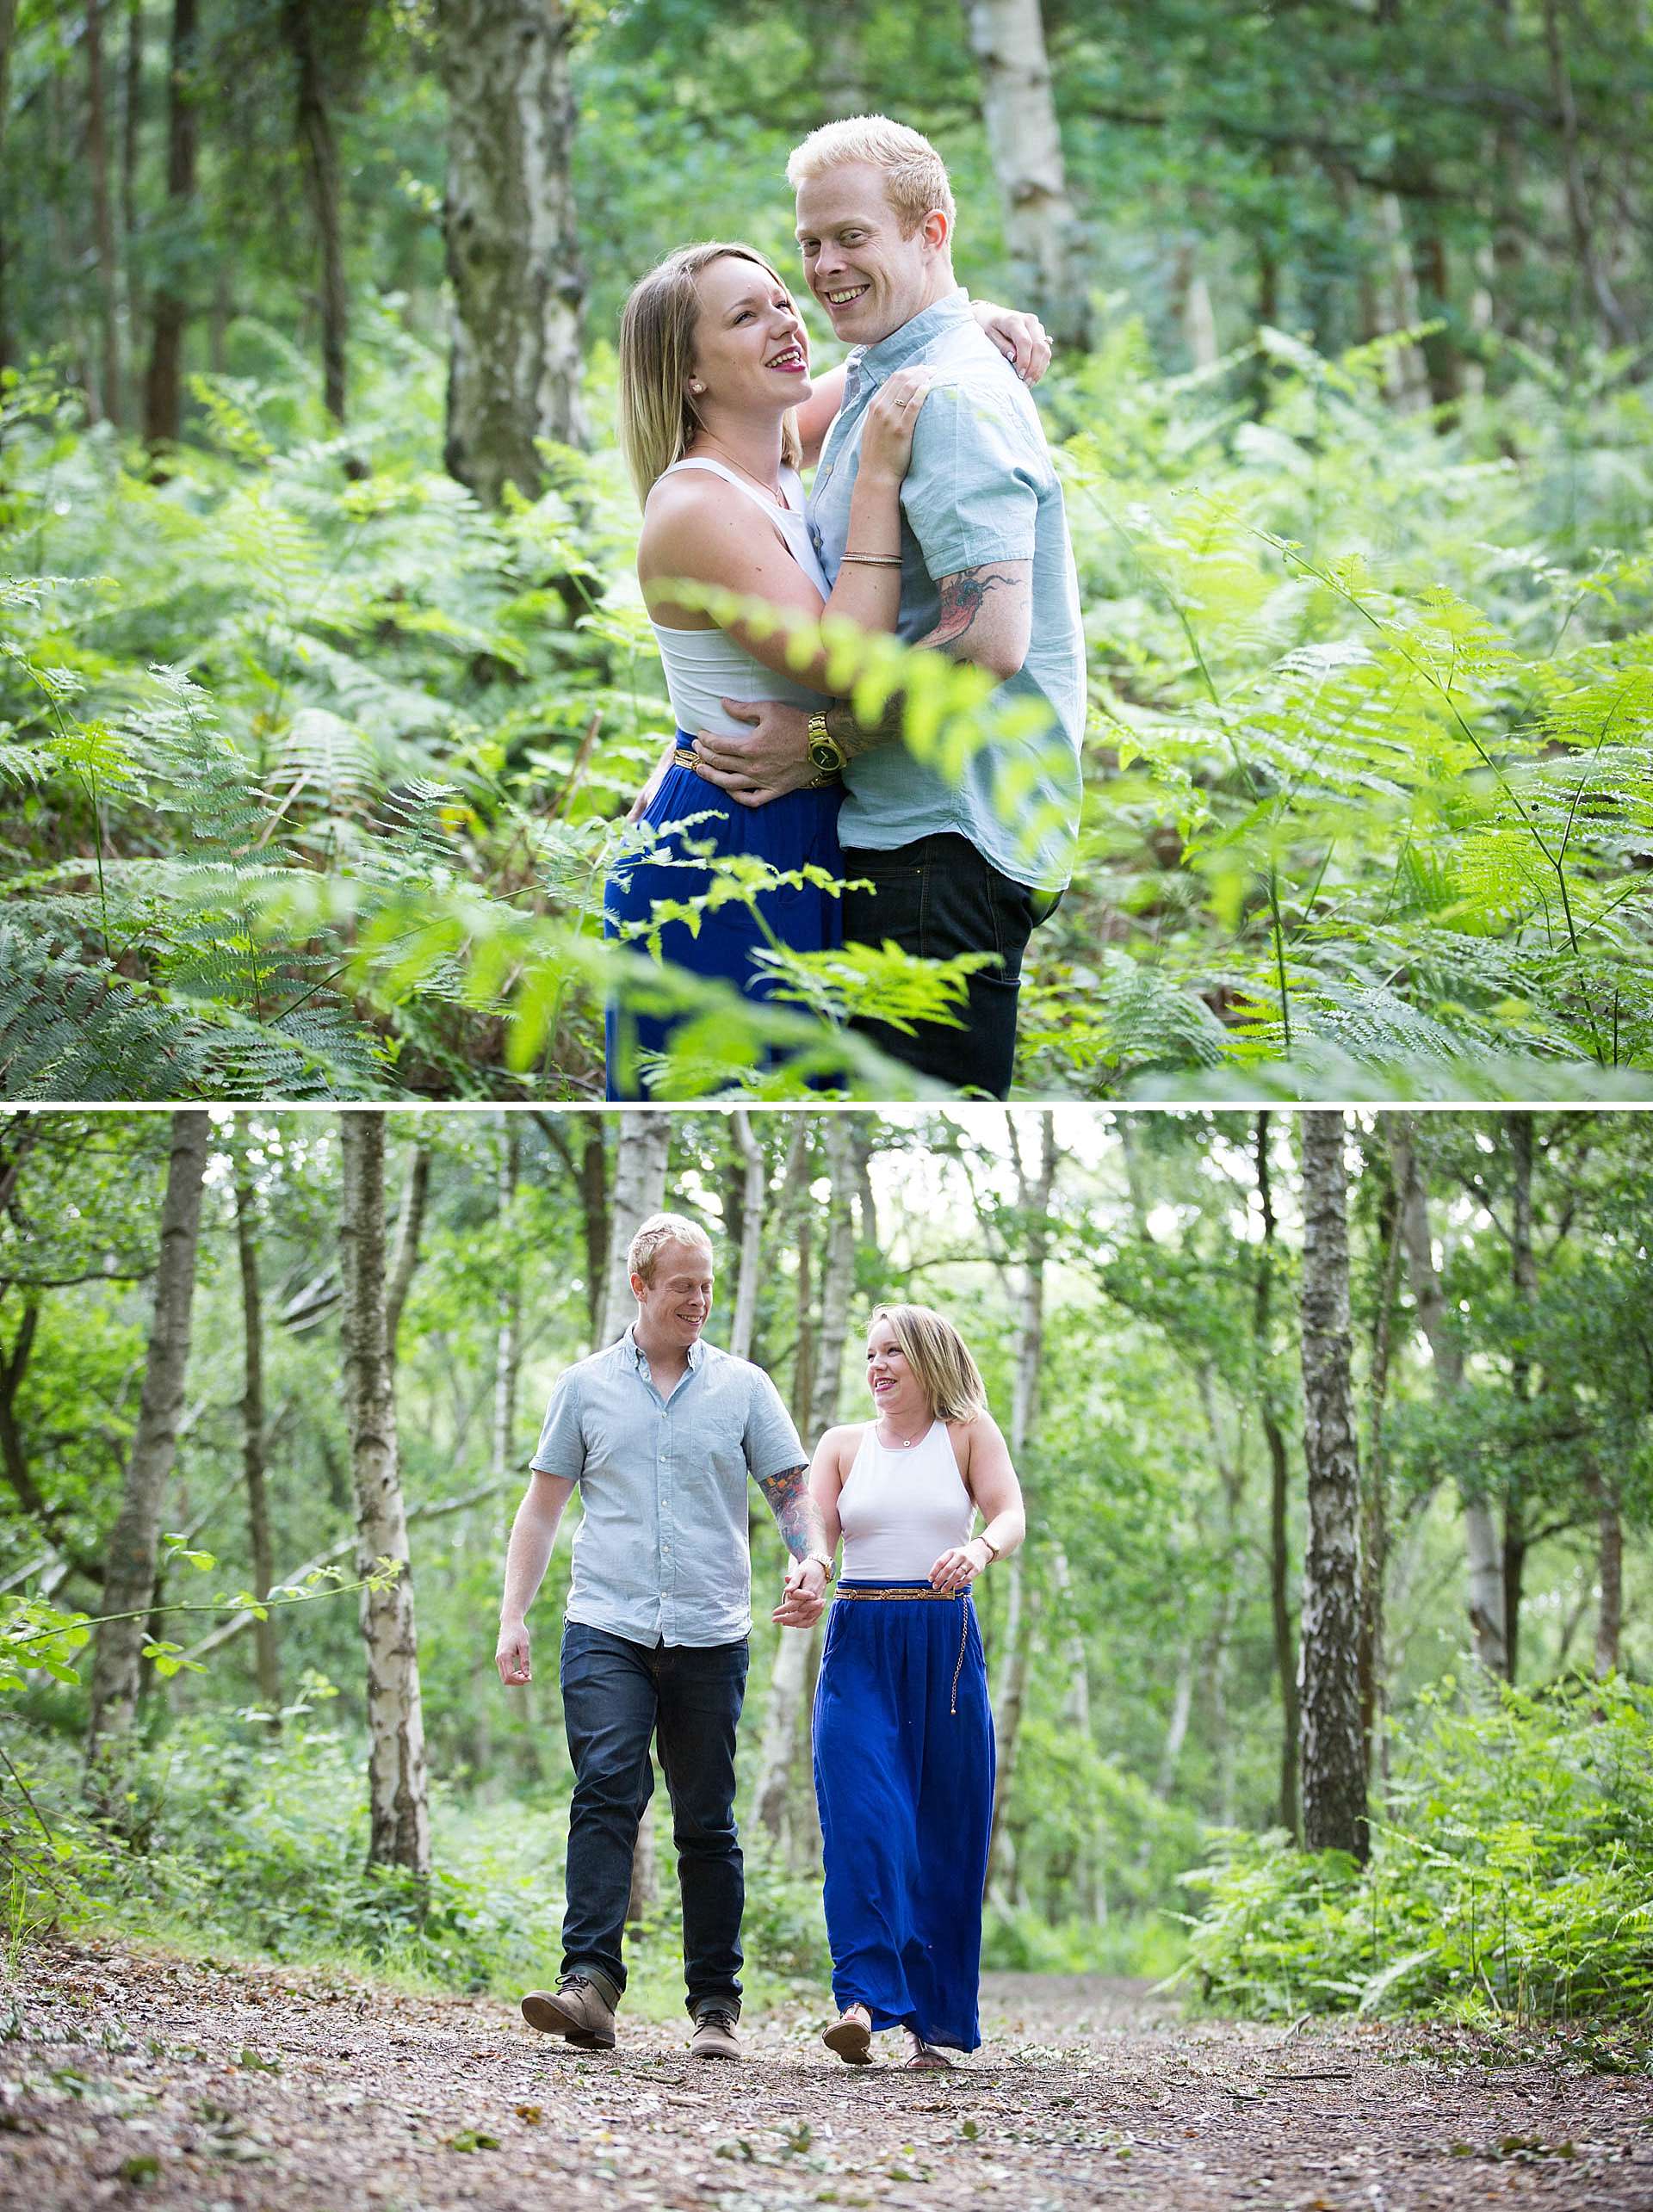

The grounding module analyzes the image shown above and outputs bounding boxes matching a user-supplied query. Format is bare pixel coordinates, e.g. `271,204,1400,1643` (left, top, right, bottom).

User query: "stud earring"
689,380,705,396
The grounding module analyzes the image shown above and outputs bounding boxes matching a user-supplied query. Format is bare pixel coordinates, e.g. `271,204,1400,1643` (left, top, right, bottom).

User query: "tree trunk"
753,1117,854,1854
1594,1467,1622,1678
492,1116,521,1486
121,0,141,246
86,0,123,425
338,1112,431,1881
233,1159,282,1718
727,1110,766,1363
0,0,16,367
963,0,1090,347
142,0,197,448
436,0,585,504
598,1113,671,1345
1254,1113,1301,1840
1295,1114,1368,1863
1390,1116,1508,1675
987,1113,1057,1889
579,1119,608,1350
1503,1113,1543,1686
386,1138,430,1356
285,0,350,423
1542,0,1636,346
1359,1171,1402,1789
86,1111,209,1755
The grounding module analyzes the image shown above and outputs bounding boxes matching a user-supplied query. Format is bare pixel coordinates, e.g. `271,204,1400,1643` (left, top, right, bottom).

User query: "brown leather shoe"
689,2007,741,2061
521,1974,616,2051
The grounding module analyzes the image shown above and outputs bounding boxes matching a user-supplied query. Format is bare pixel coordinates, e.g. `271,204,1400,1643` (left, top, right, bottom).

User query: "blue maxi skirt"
603,738,843,1101
812,1582,995,2053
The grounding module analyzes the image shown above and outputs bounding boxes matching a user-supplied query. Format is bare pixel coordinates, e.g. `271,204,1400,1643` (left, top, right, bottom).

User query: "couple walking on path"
494,1212,1025,2067
604,113,1085,1103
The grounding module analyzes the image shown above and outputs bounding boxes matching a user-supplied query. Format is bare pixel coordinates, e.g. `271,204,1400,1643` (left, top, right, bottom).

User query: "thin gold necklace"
694,437,785,505
877,1413,928,1449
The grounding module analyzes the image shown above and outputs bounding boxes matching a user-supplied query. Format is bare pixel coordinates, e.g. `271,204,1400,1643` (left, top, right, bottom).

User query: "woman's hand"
627,735,678,824
929,1539,988,1591
972,301,1051,385
857,364,934,482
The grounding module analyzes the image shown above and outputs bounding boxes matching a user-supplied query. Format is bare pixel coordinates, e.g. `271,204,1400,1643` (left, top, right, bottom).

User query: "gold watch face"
808,738,841,773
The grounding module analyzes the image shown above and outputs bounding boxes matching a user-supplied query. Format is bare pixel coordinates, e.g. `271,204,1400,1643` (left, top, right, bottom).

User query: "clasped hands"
771,1551,830,1628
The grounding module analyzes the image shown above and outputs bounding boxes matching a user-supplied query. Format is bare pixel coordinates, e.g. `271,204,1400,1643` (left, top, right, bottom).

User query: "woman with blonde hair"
808,1303,1025,2067
604,244,1046,1097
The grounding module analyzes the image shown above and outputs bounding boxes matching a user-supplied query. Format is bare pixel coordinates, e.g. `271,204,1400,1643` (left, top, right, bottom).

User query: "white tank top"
645,460,832,737
838,1419,975,1581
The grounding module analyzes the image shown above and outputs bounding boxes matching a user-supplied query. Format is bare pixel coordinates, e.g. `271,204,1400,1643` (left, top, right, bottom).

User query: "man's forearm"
499,1478,572,1621
755,1462,830,1560
823,562,1030,761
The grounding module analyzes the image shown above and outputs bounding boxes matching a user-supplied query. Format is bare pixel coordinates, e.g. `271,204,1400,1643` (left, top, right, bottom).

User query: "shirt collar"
848,287,972,388
622,1323,703,1374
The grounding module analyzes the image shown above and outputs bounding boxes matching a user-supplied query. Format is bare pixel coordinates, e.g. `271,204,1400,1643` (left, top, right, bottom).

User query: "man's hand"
691,700,814,808
496,1619,531,1686
772,1554,827,1628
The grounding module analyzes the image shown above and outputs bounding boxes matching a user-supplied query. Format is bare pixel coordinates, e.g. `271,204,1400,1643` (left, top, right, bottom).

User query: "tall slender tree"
141,0,198,448
1254,1113,1301,1840
435,0,586,503
1295,1113,1367,1863
963,0,1091,346
86,1110,209,1756
233,1147,282,1718
338,1112,430,1881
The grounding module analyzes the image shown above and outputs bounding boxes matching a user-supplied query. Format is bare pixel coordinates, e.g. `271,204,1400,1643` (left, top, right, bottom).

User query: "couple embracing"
604,114,1085,1103
495,1211,1025,2067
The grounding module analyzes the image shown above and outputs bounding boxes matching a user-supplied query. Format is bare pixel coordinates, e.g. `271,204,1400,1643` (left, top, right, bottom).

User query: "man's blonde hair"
628,1211,714,1288
617,243,803,505
786,115,956,237
869,1304,987,1424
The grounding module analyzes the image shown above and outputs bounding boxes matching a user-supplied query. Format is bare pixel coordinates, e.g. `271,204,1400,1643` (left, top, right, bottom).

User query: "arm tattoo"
754,1462,827,1559
824,564,1024,760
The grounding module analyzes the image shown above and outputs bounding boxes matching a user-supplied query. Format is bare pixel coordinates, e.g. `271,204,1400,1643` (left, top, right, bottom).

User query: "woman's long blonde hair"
617,242,804,506
870,1305,989,1424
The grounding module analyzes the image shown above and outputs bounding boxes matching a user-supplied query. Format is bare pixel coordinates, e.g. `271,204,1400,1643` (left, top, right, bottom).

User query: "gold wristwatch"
807,710,845,782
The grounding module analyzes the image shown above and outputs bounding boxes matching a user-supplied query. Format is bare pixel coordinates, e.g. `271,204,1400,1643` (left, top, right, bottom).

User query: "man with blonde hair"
693,114,1086,1100
495,1211,831,2060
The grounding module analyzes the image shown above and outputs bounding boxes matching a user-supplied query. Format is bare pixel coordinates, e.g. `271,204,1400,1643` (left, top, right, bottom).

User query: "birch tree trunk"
142,0,197,448
1295,1114,1368,1863
436,0,586,504
233,1159,282,1718
987,1113,1057,1891
338,1112,431,1881
1503,1112,1541,1684
86,0,122,424
1390,1116,1508,1674
386,1139,430,1357
1254,1114,1301,1839
87,1111,209,1755
598,1113,671,1344
753,1116,854,1855
727,1110,766,1364
1359,1173,1403,1790
492,1116,522,1488
579,1119,608,1350
963,0,1090,346
1594,1466,1622,1678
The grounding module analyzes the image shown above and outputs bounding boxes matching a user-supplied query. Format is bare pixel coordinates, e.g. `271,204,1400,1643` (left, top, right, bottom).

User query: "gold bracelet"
976,1533,1000,1562
840,552,902,566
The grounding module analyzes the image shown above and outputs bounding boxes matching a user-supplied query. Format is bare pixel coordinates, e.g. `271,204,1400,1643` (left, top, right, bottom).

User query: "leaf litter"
0,1944,1649,2208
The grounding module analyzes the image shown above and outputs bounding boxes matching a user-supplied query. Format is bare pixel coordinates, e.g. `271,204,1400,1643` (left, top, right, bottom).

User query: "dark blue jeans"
559,1621,750,2018
841,832,1050,1099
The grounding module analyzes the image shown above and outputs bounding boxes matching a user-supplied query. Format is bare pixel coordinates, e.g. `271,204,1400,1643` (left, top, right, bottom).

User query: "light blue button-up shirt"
529,1325,806,1647
808,288,1086,893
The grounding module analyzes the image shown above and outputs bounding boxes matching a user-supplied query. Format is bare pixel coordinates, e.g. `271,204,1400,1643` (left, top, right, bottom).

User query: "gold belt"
832,1586,972,1715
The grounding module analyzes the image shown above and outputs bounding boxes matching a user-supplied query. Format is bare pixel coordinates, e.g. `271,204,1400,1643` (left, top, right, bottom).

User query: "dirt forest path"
3,1943,1650,2210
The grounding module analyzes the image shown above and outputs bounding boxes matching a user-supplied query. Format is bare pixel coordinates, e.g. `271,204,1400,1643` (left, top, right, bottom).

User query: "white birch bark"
727,1110,766,1364
964,0,1090,345
436,0,585,504
598,1114,671,1344
338,1112,431,1880
1390,1116,1508,1675
491,1116,522,1488
1295,1113,1368,1862
86,1111,210,1756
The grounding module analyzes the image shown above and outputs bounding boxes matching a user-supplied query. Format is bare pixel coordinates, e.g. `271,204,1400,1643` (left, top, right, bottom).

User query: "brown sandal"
822,2011,874,2065
902,2036,955,2072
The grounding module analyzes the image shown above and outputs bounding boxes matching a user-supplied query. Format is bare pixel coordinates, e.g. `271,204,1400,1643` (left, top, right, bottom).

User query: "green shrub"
1177,1675,1653,2021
